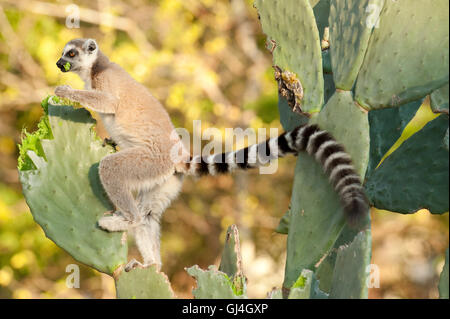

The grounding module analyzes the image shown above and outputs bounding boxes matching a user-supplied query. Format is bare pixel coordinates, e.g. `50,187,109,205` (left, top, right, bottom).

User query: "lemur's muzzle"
56,58,70,72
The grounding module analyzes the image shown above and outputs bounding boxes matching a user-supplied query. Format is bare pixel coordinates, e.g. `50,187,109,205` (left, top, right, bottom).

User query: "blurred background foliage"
0,0,447,299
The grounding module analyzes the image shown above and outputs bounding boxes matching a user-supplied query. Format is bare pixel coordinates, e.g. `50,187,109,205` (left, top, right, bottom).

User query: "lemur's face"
56,39,98,73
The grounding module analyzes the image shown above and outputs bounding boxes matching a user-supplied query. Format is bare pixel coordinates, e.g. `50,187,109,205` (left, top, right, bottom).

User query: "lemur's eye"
69,51,75,57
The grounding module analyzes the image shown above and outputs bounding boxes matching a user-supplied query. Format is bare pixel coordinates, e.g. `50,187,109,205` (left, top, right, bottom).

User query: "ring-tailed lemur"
55,38,368,270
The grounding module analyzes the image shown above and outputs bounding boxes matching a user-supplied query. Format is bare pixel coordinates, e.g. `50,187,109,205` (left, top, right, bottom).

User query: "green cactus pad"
278,95,309,132
255,0,324,113
312,0,331,41
354,0,449,109
219,225,246,295
186,265,246,299
268,269,328,299
290,269,318,299
283,91,370,288
439,248,449,299
315,223,363,293
115,265,175,299
366,98,423,177
445,128,449,151
219,225,242,277
431,83,449,114
275,209,290,234
329,0,384,90
18,97,127,274
322,50,332,74
323,73,336,105
364,115,449,214
329,230,371,299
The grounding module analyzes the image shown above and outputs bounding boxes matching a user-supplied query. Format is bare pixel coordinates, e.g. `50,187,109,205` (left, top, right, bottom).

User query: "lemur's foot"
98,211,131,232
124,259,143,272
124,259,161,272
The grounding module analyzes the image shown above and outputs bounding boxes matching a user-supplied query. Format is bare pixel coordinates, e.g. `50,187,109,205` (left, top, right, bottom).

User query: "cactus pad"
255,0,324,113
283,91,370,288
431,83,449,114
354,0,449,109
312,0,331,41
366,98,423,177
364,115,449,214
219,225,246,296
329,230,371,299
329,0,385,90
186,265,246,299
18,97,127,274
115,265,175,299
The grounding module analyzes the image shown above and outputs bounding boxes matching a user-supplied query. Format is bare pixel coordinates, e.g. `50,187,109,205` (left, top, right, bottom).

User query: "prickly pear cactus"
255,0,449,298
115,265,175,299
18,0,448,299
18,97,127,275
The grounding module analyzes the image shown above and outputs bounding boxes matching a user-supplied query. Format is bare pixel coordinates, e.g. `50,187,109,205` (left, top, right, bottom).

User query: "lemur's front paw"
54,85,72,98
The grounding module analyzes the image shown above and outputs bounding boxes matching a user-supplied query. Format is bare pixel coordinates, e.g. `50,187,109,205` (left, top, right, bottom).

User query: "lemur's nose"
56,59,67,72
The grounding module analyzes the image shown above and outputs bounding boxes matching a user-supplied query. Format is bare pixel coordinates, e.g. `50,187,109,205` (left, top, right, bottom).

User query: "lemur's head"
56,38,98,73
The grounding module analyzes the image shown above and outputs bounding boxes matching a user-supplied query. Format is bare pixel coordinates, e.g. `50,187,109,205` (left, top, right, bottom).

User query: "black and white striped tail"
184,124,369,224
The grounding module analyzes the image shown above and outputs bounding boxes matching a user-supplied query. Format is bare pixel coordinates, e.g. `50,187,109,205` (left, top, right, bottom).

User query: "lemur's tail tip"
343,196,370,228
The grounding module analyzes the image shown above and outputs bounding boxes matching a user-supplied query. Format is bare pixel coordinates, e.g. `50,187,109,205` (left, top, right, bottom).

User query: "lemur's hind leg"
126,174,184,271
97,146,174,227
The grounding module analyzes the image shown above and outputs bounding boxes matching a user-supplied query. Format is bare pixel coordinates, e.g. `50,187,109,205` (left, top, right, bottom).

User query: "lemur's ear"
84,39,98,53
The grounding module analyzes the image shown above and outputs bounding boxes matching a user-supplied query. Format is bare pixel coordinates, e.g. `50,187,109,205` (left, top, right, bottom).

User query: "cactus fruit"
115,265,175,299
18,97,127,274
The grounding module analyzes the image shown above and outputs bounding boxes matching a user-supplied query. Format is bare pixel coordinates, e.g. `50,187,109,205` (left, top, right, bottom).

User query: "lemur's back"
92,53,179,156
